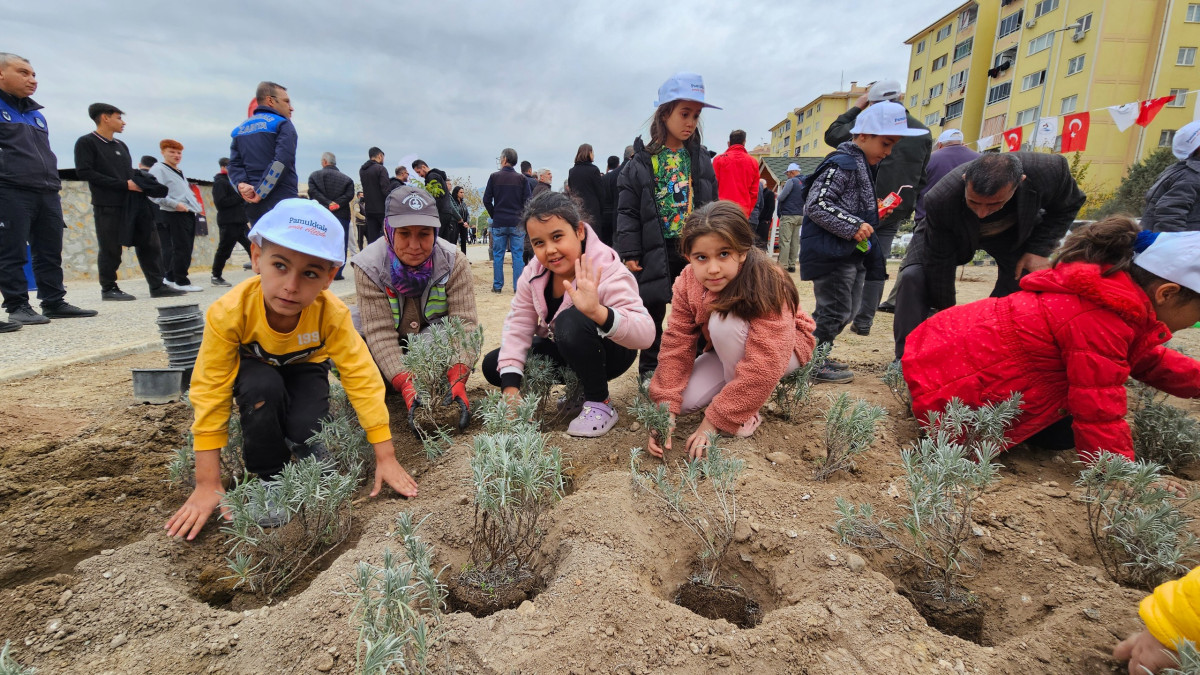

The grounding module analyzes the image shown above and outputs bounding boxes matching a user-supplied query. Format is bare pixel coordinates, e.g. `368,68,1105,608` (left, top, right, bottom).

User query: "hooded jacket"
212,171,247,226
902,262,1200,461
712,143,760,217
1142,157,1200,232
227,105,298,200
568,160,605,226
359,159,392,216
0,89,59,192
614,136,718,305
799,142,886,282
496,222,654,378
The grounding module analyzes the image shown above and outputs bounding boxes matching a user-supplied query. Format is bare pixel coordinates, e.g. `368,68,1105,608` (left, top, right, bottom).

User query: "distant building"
768,82,871,158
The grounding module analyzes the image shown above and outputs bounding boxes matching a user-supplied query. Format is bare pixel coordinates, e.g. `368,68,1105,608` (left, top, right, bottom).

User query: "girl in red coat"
903,217,1200,462
647,201,817,459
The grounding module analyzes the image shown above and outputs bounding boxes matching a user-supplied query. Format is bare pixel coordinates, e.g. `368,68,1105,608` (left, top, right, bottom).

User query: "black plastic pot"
131,368,184,404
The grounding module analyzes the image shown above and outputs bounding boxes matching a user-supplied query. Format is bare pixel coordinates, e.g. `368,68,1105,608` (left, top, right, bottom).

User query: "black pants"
1025,417,1075,451
93,204,165,292
811,260,860,346
159,211,196,286
233,356,331,480
481,307,636,402
456,224,468,255
640,238,688,376
850,228,898,332
212,222,251,278
0,187,68,312
333,212,350,276
355,220,367,251
365,213,385,244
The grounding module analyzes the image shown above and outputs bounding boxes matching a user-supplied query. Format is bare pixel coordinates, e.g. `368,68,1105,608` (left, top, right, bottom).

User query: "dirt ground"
3,258,1200,674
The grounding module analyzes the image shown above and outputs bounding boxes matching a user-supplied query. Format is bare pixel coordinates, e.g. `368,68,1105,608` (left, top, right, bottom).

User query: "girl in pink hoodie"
482,191,655,437
648,201,817,458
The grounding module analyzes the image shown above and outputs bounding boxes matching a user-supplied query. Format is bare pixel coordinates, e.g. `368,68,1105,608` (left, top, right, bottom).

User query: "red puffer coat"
902,262,1200,461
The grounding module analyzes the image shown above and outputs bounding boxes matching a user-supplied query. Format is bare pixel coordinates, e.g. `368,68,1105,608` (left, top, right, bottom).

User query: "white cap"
1134,230,1200,293
937,129,964,144
1172,120,1200,160
653,72,722,109
248,198,346,265
786,162,801,172
867,79,904,102
849,102,930,137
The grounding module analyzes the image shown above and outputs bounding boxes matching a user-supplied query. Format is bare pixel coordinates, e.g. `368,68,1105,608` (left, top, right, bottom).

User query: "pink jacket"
650,265,817,433
496,223,655,376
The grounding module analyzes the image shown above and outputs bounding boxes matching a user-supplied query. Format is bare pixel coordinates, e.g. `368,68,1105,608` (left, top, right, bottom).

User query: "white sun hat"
1172,120,1200,160
1134,230,1200,294
248,198,345,265
849,102,930,137
786,162,801,172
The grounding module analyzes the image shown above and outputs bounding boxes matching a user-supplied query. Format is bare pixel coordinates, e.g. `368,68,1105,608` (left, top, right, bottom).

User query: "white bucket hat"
248,198,346,265
1172,120,1200,160
849,102,930,137
653,72,722,109
786,162,801,172
1134,230,1200,294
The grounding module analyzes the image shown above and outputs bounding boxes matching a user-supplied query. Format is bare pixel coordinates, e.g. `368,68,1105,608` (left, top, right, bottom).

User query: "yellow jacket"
1141,566,1200,649
189,277,390,451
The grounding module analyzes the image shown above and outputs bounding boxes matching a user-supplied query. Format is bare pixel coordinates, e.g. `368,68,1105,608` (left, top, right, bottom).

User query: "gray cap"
384,186,441,230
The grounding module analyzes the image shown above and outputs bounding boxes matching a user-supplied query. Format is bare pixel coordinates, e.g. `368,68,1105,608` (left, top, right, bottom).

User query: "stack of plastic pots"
156,304,204,385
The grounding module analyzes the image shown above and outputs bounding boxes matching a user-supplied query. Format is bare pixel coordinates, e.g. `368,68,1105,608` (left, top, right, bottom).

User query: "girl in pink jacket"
482,191,655,437
648,201,817,458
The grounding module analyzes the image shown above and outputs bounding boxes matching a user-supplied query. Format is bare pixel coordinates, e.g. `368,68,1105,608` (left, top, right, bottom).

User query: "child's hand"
371,441,418,498
853,223,874,243
648,414,676,458
624,259,642,273
1114,630,1177,674
165,486,228,541
564,256,607,325
685,418,720,459
502,386,522,407
1155,477,1188,498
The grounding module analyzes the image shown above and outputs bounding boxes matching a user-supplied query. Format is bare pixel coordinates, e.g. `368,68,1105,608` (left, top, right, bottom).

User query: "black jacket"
121,169,166,246
1142,158,1200,232
568,160,605,226
825,106,932,232
614,136,717,305
359,159,392,215
73,132,134,207
908,151,1086,310
755,187,775,245
212,171,247,225
421,167,460,227
0,90,59,192
308,164,355,221
600,165,622,244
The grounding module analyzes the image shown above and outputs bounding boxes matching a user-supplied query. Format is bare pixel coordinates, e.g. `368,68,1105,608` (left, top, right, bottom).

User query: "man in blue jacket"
228,81,297,224
482,148,531,293
0,53,97,331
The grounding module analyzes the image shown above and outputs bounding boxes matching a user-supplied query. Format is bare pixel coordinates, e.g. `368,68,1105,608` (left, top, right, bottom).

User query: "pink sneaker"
735,411,762,438
567,401,618,438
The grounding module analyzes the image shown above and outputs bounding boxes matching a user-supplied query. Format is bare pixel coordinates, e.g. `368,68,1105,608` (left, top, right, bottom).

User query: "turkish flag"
1136,96,1175,127
1003,126,1023,152
1061,112,1090,153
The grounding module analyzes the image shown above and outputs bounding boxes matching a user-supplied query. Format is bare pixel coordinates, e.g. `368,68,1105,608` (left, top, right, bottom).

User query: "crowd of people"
7,49,1200,671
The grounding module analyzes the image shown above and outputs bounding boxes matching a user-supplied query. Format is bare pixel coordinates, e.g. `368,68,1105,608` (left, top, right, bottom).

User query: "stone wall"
59,181,224,282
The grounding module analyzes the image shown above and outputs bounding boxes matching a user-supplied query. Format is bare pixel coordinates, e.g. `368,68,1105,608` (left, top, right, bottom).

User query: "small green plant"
630,436,745,585
883,360,912,415
1131,382,1200,472
1076,451,1200,590
629,373,672,447
166,401,245,487
519,354,583,424
771,342,831,421
420,426,454,461
343,513,448,675
476,390,540,435
813,393,886,481
309,386,373,482
835,395,1018,603
0,641,34,675
400,317,483,434
1164,639,1200,675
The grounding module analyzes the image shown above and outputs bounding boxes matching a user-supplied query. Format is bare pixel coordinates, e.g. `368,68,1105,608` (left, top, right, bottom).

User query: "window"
998,10,1023,38
994,46,1017,68
932,55,948,71
795,130,802,141
936,24,952,41
794,148,802,157
1077,13,1092,32
1067,54,1085,75
1016,106,1040,126
807,109,814,119
1160,130,1177,147
913,67,923,81
929,83,944,99
910,94,919,107
987,81,1012,104
1034,0,1059,18
816,103,821,112
926,112,941,126
783,137,790,147
945,100,965,120
1060,94,1077,114
954,37,974,62
917,40,926,54
1188,4,1200,22
1169,88,1189,107
1179,47,1197,66
958,5,978,29
784,120,791,131
949,69,969,90
803,143,810,153
1021,70,1047,91
1029,32,1054,55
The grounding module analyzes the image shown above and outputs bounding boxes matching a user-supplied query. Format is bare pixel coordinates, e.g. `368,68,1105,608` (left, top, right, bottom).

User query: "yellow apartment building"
768,83,870,158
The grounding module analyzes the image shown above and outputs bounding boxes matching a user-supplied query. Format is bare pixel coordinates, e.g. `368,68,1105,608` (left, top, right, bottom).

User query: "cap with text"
385,186,442,230
653,72,722,110
849,102,930,137
248,198,346,265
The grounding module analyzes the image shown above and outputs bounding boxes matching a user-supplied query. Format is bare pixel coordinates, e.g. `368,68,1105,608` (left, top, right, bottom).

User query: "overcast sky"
10,0,950,200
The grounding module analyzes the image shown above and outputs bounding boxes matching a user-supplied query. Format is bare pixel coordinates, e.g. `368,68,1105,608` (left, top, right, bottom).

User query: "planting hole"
674,580,762,629
445,557,546,618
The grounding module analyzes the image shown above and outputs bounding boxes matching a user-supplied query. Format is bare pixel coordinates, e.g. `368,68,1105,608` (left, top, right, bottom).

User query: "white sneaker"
177,284,204,292
162,278,178,289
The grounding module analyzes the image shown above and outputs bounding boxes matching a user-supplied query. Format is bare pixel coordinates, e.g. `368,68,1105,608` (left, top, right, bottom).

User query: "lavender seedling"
400,317,483,436
1163,640,1200,675
629,374,672,448
883,359,912,416
813,393,886,481
771,342,831,421
0,641,34,675
1131,381,1200,472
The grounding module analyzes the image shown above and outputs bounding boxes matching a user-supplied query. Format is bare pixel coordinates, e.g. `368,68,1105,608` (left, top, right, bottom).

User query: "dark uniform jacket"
0,90,59,192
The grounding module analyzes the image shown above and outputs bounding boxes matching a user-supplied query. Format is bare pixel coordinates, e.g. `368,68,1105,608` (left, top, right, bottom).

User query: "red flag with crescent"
1136,96,1174,127
1061,112,1090,153
1003,126,1023,152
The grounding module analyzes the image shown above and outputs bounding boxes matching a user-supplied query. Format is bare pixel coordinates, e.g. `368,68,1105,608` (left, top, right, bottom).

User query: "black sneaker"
102,288,136,301
787,266,796,273
150,285,187,298
211,276,232,287
850,325,870,336
814,365,855,384
42,302,98,319
8,304,50,325
877,302,896,314
491,288,502,294
825,357,851,371
0,320,21,333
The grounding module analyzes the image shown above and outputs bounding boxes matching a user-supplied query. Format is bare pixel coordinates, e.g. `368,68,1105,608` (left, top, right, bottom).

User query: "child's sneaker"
735,411,762,438
253,481,291,528
567,401,618,438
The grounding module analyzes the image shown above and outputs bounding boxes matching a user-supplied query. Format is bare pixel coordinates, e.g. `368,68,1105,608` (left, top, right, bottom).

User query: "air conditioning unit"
1071,30,1084,42
922,98,931,106
1025,18,1037,29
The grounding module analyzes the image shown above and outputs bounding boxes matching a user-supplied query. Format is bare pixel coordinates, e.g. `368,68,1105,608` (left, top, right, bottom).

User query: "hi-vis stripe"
424,286,447,320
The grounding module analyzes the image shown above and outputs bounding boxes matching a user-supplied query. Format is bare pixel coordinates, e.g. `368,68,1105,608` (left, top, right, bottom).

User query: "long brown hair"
681,201,799,320
574,143,594,164
646,100,704,155
1055,215,1200,303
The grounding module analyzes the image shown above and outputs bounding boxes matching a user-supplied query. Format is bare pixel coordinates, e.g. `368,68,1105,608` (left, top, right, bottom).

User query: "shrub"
630,436,745,585
629,374,672,447
1076,451,1200,590
1164,640,1200,675
813,393,886,481
883,360,912,415
476,390,540,435
519,354,583,424
1131,382,1200,472
835,396,1017,602
309,382,373,482
0,641,34,675
771,343,831,421
343,512,448,675
400,317,483,433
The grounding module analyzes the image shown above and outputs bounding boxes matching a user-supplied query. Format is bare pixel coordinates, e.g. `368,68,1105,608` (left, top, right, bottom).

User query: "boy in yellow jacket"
1115,566,1200,673
165,198,417,540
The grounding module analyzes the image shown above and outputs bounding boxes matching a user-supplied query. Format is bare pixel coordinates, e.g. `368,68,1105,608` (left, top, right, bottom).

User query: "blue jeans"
491,226,525,291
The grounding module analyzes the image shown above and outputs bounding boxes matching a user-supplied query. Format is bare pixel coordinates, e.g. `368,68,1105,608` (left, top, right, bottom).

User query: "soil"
3,261,1200,674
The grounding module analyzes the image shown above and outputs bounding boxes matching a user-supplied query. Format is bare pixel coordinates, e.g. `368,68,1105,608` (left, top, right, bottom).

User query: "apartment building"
768,83,870,158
